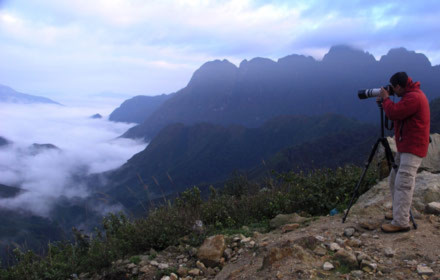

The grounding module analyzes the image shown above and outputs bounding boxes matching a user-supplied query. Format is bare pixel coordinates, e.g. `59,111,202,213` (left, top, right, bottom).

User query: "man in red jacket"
377,72,430,233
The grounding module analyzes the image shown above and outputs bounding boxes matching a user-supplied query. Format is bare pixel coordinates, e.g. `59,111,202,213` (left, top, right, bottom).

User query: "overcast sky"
1,0,439,104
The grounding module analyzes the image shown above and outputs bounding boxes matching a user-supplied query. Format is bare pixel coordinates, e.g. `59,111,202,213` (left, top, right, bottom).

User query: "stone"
261,247,294,269
334,249,358,269
169,273,178,280
197,235,226,267
196,260,206,270
269,213,307,229
329,243,341,252
417,264,434,275
127,263,136,269
344,227,356,237
160,276,170,280
347,238,362,248
359,221,380,230
281,223,300,233
315,235,325,242
158,263,169,269
276,271,284,279
361,260,377,272
313,246,327,256
177,266,189,277
351,270,364,278
150,260,159,267
140,265,151,273
223,248,233,260
426,202,440,215
294,236,320,250
323,262,334,271
188,268,201,276
384,247,395,257
240,237,251,243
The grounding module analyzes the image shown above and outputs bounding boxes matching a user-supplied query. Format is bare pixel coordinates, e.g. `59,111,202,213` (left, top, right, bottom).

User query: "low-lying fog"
0,103,147,216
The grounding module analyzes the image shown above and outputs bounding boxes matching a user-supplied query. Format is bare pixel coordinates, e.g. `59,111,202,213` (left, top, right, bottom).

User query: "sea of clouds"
0,103,147,216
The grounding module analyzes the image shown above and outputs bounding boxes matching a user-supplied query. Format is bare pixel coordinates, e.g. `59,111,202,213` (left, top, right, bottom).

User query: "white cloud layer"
0,0,439,99
0,103,147,216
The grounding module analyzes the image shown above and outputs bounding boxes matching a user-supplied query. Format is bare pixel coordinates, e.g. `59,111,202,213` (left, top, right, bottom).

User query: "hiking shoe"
381,223,410,233
384,211,393,220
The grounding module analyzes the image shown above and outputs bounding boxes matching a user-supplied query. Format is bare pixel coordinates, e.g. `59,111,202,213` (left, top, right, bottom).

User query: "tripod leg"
342,139,380,223
381,138,418,230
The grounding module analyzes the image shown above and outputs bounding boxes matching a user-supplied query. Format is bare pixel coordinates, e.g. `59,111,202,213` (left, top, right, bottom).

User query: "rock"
140,265,151,273
160,276,170,280
197,235,226,267
315,235,325,242
269,213,307,229
276,271,283,279
188,268,201,276
329,243,341,252
384,247,395,257
426,202,440,215
223,248,233,260
262,247,294,269
351,270,364,278
196,260,206,270
361,260,377,272
346,238,362,248
334,249,358,269
323,262,334,271
177,266,189,277
344,227,356,237
240,237,251,243
169,273,178,280
281,223,300,233
417,264,434,275
359,221,380,230
150,260,159,266
313,246,327,256
294,236,320,250
127,263,136,269
158,263,169,269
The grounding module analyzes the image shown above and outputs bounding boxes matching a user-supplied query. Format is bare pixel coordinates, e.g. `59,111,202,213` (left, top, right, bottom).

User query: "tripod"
342,101,418,229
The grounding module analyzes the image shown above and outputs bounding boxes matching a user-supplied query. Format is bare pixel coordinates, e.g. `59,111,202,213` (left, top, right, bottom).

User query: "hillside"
102,114,378,214
122,46,440,141
109,94,172,124
0,84,60,105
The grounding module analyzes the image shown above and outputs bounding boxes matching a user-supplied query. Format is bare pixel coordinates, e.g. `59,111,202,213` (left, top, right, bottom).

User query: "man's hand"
376,87,390,102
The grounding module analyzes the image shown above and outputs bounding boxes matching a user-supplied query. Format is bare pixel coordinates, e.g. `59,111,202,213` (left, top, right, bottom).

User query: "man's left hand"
376,87,390,102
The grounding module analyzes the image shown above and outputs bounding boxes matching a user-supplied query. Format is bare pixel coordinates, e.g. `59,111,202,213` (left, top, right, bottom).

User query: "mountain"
0,136,11,147
102,114,378,214
431,97,440,133
0,84,60,105
122,46,440,141
109,94,172,124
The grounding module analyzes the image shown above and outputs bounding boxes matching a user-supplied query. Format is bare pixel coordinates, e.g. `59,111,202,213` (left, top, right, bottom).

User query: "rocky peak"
322,45,377,65
187,59,238,88
379,47,432,68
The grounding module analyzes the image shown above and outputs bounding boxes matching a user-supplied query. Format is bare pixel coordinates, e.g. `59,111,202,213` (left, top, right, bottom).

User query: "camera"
358,85,394,99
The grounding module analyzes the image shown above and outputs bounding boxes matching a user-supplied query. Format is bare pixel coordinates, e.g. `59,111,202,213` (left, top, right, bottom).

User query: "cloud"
0,103,146,216
0,0,439,98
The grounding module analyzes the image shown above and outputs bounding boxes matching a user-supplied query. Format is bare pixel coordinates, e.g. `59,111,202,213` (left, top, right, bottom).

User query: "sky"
0,103,146,216
1,0,440,104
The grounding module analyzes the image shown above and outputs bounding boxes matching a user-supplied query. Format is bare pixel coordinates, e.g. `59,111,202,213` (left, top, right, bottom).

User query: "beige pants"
388,152,423,227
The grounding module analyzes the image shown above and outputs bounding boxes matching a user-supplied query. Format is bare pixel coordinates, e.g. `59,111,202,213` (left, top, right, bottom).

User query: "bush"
0,165,378,279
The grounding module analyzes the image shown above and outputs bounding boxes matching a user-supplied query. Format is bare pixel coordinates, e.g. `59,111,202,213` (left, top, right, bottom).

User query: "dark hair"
390,72,408,88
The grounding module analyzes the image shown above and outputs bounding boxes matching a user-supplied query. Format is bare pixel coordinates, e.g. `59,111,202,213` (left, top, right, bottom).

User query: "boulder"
334,249,358,269
379,134,440,174
425,202,440,215
197,235,226,267
270,213,307,229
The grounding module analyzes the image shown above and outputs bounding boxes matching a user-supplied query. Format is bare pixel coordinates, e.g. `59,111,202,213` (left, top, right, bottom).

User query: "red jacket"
382,78,430,158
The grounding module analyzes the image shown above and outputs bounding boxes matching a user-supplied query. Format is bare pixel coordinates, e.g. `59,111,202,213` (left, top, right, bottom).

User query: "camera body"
358,85,394,99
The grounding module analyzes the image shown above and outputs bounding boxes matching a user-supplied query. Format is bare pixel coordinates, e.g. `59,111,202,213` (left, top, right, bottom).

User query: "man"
376,72,430,233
